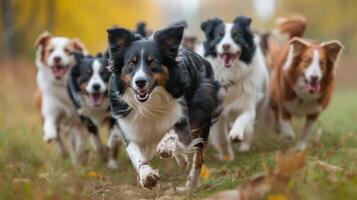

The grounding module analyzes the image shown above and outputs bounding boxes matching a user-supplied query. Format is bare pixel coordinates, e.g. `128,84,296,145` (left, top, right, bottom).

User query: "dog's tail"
276,15,307,39
34,89,42,113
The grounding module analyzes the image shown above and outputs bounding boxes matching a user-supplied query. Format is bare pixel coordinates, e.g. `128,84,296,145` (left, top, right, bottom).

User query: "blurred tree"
1,0,15,58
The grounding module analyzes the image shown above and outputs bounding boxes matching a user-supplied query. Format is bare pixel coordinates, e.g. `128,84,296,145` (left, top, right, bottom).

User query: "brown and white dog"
270,35,344,150
34,32,91,164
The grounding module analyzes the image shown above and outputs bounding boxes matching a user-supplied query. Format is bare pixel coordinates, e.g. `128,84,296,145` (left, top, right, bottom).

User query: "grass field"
0,60,356,200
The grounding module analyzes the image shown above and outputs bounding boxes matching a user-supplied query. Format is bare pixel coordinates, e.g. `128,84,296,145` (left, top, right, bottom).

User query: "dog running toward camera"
199,16,269,160
106,24,223,190
269,20,344,150
34,32,90,164
68,52,123,169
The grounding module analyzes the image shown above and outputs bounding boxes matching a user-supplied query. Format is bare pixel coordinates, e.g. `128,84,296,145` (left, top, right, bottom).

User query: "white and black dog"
107,25,223,190
68,52,122,169
200,16,269,160
34,32,89,164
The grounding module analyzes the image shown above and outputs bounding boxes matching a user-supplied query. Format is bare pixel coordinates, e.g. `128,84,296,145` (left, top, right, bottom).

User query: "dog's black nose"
222,44,231,51
92,84,100,92
54,56,61,63
135,79,147,89
310,76,319,83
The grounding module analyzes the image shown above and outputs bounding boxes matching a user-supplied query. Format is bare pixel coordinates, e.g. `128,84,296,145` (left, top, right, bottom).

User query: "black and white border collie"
68,52,122,169
107,25,223,190
200,16,269,160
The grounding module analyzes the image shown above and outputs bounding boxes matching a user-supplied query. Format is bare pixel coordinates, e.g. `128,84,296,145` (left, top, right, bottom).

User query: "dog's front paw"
139,165,160,190
228,130,244,143
43,129,57,143
157,130,177,158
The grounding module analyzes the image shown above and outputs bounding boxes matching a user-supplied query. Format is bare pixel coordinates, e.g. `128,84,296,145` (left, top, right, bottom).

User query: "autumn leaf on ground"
200,164,210,180
88,171,100,178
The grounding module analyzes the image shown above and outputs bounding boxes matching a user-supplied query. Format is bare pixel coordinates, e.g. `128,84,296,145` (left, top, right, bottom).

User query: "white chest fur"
284,98,323,118
117,87,184,158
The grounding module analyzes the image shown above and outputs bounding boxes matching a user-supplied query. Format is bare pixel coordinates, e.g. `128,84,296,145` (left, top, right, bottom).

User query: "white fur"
305,50,322,81
86,60,107,94
36,37,87,164
206,31,269,158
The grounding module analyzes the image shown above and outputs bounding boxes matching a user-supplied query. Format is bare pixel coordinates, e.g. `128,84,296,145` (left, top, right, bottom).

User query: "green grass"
1,81,357,199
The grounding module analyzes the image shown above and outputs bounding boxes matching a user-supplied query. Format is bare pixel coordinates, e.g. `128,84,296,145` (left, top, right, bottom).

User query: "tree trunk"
1,0,15,58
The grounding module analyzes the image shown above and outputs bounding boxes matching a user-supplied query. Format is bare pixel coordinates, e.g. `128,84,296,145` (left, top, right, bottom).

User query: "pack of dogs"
34,15,344,191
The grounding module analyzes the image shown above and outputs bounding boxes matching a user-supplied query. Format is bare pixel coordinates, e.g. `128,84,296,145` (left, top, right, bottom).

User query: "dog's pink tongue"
307,82,321,93
90,93,103,107
220,54,239,67
52,66,66,79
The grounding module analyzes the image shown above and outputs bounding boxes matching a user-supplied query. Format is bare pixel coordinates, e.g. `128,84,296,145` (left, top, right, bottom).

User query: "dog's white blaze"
132,49,148,90
86,59,107,93
216,23,241,55
305,50,322,81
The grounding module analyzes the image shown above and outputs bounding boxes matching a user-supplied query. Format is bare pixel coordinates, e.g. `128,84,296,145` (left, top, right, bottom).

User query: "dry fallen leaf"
200,164,210,180
88,171,100,178
267,193,288,200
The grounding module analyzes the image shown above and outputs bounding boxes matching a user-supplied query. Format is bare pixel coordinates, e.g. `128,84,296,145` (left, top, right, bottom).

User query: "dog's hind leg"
209,117,234,161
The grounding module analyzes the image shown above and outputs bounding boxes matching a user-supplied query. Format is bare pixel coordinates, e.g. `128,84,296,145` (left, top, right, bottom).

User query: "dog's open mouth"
219,53,240,68
88,92,104,107
51,65,68,79
135,88,154,102
304,77,321,94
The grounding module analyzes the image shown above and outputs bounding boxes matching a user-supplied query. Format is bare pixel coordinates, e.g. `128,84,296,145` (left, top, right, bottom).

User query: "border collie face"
72,53,110,107
35,32,86,80
107,26,183,102
285,38,344,95
201,16,255,67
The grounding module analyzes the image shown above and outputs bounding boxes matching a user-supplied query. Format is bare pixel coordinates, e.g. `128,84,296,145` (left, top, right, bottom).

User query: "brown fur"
270,37,344,120
34,89,42,113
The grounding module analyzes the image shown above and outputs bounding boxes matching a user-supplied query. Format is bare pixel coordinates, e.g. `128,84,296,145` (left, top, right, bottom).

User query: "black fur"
107,25,223,145
201,16,256,64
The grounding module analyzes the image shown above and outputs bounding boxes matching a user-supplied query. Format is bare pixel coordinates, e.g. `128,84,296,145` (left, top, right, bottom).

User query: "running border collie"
200,16,269,160
68,52,122,169
107,25,223,190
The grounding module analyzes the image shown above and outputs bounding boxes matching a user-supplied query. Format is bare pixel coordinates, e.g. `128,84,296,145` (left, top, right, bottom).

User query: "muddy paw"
157,130,177,158
139,166,160,190
228,131,244,143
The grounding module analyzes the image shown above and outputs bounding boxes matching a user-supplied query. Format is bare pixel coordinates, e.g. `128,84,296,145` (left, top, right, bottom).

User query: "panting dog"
200,16,269,160
106,25,223,190
35,32,89,164
270,36,344,150
68,52,122,169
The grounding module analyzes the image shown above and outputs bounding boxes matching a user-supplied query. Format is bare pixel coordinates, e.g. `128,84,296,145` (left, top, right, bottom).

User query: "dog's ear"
107,27,135,50
153,25,184,59
71,51,84,64
70,38,88,54
107,27,136,73
233,16,252,27
34,31,52,48
289,37,310,57
321,40,344,62
96,52,104,58
201,18,223,40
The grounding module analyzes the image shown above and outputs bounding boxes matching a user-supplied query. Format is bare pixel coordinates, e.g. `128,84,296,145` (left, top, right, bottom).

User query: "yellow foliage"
88,171,100,178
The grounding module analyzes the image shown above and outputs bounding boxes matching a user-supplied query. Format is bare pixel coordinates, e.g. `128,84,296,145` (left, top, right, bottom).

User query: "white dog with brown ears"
34,32,94,164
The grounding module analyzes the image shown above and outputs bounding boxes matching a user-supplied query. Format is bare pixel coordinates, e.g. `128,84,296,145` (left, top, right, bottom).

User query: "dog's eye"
48,48,54,53
303,58,311,65
64,48,70,54
219,31,224,37
128,61,136,68
319,60,326,66
147,57,155,67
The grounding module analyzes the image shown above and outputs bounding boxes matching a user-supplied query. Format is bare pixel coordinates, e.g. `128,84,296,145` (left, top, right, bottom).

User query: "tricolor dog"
107,25,223,190
270,36,344,150
200,16,269,160
35,32,88,164
68,53,122,169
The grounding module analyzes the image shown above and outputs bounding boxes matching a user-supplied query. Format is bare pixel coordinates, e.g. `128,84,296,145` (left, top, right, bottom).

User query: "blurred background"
1,0,356,59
